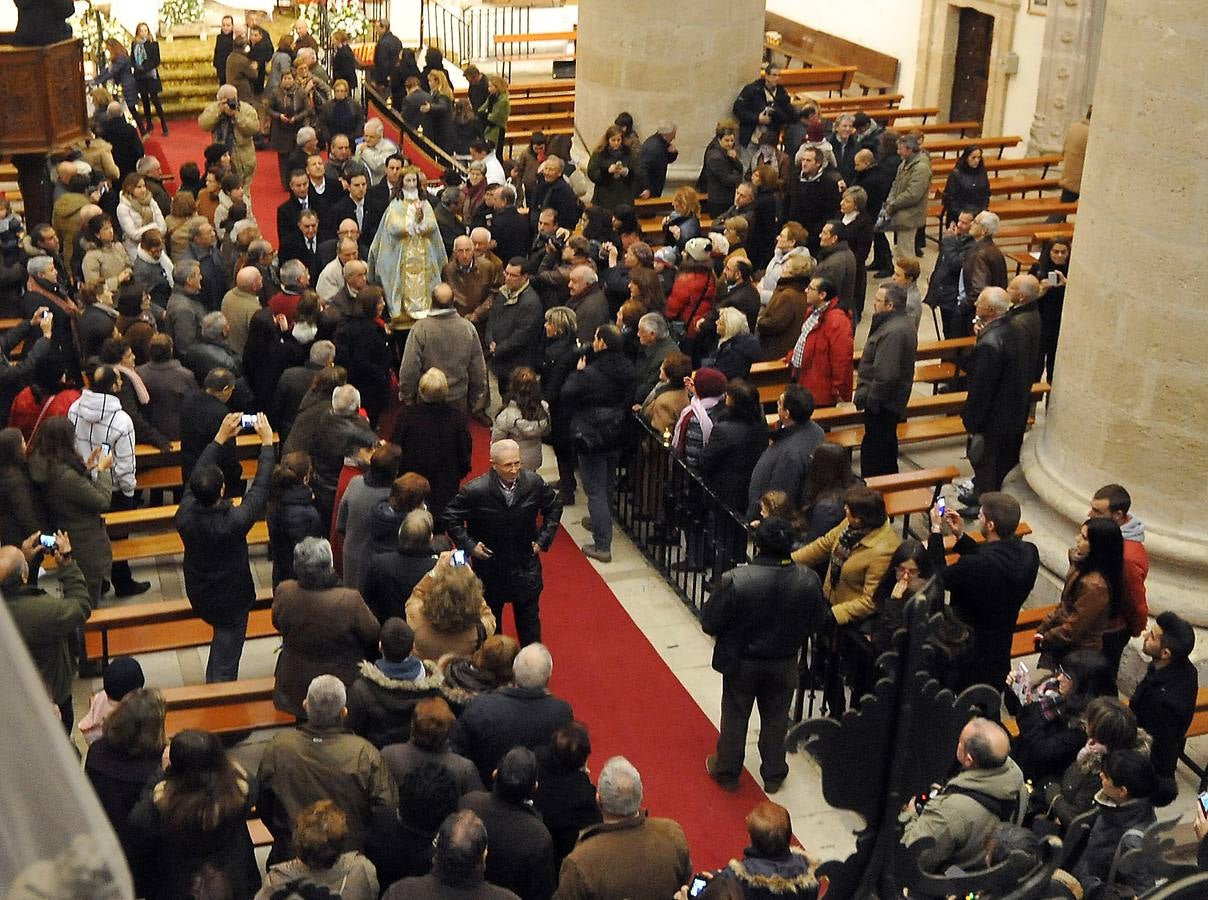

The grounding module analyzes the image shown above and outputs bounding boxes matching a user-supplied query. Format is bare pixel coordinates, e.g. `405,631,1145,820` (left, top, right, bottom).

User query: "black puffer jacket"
699,408,767,513
346,659,445,749
559,347,636,453
540,331,580,446
267,483,324,586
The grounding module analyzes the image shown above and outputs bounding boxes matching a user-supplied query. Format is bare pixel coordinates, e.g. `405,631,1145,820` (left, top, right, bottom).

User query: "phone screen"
101,442,112,456
39,534,57,550
688,876,709,899
936,497,947,516
241,414,257,429
451,549,468,567
1199,791,1208,816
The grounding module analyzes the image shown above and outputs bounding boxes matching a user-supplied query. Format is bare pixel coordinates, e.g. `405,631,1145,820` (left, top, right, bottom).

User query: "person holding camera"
0,305,53,423
0,529,92,730
176,410,275,682
731,65,793,149
198,86,260,193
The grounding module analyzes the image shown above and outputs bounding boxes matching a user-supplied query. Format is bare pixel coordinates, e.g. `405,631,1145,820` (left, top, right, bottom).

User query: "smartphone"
1199,790,1208,817
451,549,468,567
1048,271,1060,286
688,876,709,899
101,442,112,456
240,413,257,430
39,534,57,551
936,496,947,516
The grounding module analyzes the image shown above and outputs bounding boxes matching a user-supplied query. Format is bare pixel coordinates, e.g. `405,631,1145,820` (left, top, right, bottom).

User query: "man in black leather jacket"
701,517,828,793
444,439,562,646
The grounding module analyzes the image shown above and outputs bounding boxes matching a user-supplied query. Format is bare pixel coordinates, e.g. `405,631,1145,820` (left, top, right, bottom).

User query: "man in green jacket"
1,530,92,731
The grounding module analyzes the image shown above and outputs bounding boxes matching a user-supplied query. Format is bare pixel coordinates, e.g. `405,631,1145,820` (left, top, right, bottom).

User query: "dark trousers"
870,232,892,272
552,440,577,501
579,450,618,551
138,89,166,131
1101,628,1130,691
861,407,901,477
110,492,140,590
483,571,542,646
206,611,249,683
715,656,797,783
1046,188,1079,223
970,432,1022,499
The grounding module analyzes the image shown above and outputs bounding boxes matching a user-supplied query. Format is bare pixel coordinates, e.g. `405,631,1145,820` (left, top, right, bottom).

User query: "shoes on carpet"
580,544,612,563
705,755,740,792
161,124,169,136
580,515,592,529
114,579,152,598
763,777,785,794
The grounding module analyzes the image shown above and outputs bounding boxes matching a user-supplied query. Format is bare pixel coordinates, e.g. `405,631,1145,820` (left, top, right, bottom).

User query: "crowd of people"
0,13,1203,899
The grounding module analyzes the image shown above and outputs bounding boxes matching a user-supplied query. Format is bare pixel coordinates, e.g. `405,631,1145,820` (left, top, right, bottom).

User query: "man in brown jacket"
258,674,398,865
553,756,691,900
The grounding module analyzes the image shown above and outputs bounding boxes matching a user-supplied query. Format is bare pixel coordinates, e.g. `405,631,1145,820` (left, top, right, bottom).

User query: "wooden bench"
766,12,898,93
84,588,275,667
162,676,293,737
995,222,1075,247
923,135,1021,158
136,456,259,491
493,31,577,80
453,79,573,99
504,126,573,159
865,466,961,534
931,153,1063,178
507,94,575,116
1179,689,1208,791
932,176,1059,200
832,106,942,125
928,197,1076,223
776,66,858,95
506,111,574,130
634,192,707,217
816,94,903,111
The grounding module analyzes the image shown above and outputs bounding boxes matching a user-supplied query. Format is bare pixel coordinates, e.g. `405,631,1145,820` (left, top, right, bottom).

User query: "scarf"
125,194,155,228
672,394,720,453
133,41,146,67
789,303,826,369
828,522,873,589
117,363,150,405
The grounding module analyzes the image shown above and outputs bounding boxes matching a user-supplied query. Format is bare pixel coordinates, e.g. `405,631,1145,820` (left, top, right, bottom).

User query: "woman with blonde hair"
587,124,640,211
164,191,206,261
257,801,379,900
661,184,701,251
492,367,551,472
478,74,511,158
542,305,581,505
319,77,366,144
407,556,498,660
426,69,455,151
709,306,761,380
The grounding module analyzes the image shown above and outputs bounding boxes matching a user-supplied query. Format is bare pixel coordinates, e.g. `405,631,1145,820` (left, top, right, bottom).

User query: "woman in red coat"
787,276,853,408
663,237,717,345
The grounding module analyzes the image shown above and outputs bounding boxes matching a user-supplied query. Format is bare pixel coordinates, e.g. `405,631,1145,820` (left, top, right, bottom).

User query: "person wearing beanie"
671,366,726,467
79,656,145,744
653,246,678,297
665,238,717,354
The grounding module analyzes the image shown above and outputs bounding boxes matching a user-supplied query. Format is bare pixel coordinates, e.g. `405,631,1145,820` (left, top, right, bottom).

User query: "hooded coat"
67,389,137,495
346,658,446,749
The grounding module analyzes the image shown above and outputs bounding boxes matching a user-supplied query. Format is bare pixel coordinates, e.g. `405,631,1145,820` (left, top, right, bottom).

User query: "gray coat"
397,309,487,414
854,310,918,417
27,458,113,600
165,288,207,354
136,359,199,441
633,335,679,404
486,284,544,379
885,152,933,230
813,240,858,316
337,476,393,593
567,286,609,346
745,420,827,519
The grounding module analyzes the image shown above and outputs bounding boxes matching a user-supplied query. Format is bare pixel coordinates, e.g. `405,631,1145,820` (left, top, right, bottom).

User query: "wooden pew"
104,497,247,539
816,94,903,111
928,197,1077,223
828,106,941,125
504,126,573,159
634,192,707,217
506,111,574,130
456,79,571,99
1178,689,1208,791
865,466,961,534
84,588,275,667
923,135,1022,158
766,12,899,93
507,95,575,116
932,176,1060,200
1011,605,1056,658
931,153,1063,178
135,433,270,469
995,222,1075,247
777,66,858,95
163,676,293,737
137,456,259,491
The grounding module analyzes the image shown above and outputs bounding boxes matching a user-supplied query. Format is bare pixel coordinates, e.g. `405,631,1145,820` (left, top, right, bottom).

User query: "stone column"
1026,0,1106,156
1022,0,1208,625
575,0,765,186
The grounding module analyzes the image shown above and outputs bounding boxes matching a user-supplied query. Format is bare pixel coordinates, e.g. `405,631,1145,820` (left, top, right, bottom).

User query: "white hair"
279,259,307,289
637,312,668,339
331,384,361,416
305,674,346,728
364,118,384,136
296,126,317,147
200,312,227,341
308,340,336,366
598,756,643,816
978,287,1012,315
976,211,1001,237
570,265,598,286
490,439,520,462
512,643,553,690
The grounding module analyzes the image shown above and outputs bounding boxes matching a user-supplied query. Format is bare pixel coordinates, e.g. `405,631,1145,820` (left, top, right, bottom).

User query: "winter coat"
884,152,933,230
758,276,810,362
175,442,274,627
198,100,261,187
541,332,580,446
1037,567,1112,663
699,409,768,513
67,389,136,495
84,738,163,871
961,316,1030,436
924,232,975,312
397,308,488,412
346,659,445,749
791,519,899,625
566,285,610,347
745,420,826,519
392,401,473,521
256,852,379,900
1131,658,1198,782
791,298,853,408
451,685,574,787
637,132,678,198
731,78,793,145
1009,696,1087,784
902,759,1027,873
478,91,510,153
337,476,394,591
131,39,162,93
335,315,392,422
928,532,1040,690
533,745,603,867
384,874,519,900
267,484,324,587
5,559,91,703
268,85,312,154
82,242,132,293
943,165,991,221
724,847,821,900
812,240,858,316
587,146,640,211
701,141,744,213
709,332,762,381
116,194,167,260
665,269,717,339
486,284,544,379
136,359,198,441
1073,796,1157,897
179,390,241,492
560,348,637,453
363,545,437,623
459,790,557,900
27,459,112,599
961,238,1008,301
854,310,918,418
785,169,842,248
492,401,551,471
78,302,120,361
552,815,692,900
271,580,381,716
0,463,46,549
51,191,90,269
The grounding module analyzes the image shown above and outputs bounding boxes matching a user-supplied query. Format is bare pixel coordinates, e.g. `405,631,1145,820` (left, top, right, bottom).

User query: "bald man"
901,718,1026,873
221,266,264,354
1,531,93,731
443,234,500,333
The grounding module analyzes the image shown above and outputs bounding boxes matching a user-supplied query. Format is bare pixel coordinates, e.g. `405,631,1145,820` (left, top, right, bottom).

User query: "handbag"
570,405,626,453
670,275,713,349
873,206,891,233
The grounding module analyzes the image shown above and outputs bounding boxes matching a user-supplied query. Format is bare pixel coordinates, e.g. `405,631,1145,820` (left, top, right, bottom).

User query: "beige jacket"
791,519,899,624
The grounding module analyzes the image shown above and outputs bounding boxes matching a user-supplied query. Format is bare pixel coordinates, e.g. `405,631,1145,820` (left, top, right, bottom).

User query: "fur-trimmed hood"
356,658,444,693
728,846,820,897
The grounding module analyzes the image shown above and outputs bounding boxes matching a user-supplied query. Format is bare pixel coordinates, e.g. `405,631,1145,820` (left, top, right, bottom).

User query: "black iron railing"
363,82,466,177
614,414,752,614
418,0,531,71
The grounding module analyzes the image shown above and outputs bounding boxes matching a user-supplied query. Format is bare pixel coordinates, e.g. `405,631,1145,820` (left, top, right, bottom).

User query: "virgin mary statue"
368,167,447,327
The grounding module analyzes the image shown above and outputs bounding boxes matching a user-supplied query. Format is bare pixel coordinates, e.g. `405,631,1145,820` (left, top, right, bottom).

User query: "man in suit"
481,185,531,266
277,170,316,246
305,153,346,233
316,219,369,277
279,210,323,285
324,167,384,243
367,153,405,208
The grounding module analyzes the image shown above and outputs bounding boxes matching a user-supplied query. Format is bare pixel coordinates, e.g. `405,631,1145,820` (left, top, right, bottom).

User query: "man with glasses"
487,258,543,399
732,65,793,148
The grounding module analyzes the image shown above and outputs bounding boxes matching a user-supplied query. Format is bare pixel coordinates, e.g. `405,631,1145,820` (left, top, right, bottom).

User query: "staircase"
157,37,220,119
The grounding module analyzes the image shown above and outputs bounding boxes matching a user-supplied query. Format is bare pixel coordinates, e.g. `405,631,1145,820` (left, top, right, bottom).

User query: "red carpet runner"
154,116,768,868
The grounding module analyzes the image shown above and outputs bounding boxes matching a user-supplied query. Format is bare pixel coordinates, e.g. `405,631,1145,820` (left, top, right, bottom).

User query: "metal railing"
363,82,467,177
418,0,532,70
614,414,753,614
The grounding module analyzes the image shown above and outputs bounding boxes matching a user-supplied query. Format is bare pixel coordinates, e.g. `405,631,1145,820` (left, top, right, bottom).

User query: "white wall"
1001,7,1046,147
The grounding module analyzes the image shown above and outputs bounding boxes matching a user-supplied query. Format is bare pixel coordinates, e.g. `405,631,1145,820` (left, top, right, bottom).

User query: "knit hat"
654,246,678,267
683,237,711,263
629,241,653,267
692,367,727,398
102,657,145,701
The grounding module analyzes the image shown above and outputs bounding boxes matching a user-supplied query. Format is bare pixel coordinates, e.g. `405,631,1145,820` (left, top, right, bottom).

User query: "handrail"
363,82,466,177
614,413,753,613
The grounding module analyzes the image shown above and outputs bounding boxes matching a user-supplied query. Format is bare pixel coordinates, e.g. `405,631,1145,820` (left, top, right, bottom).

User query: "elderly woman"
791,485,901,626
541,305,581,507
406,554,498,661
461,160,489,225
758,221,813,304
268,66,313,189
271,537,381,717
708,307,761,380
393,368,472,523
337,442,402,593
840,185,874,312
318,77,365,145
